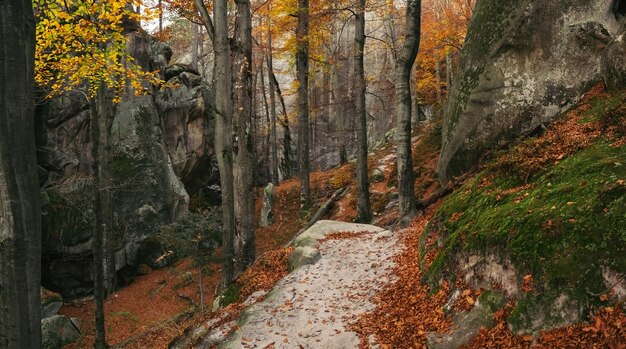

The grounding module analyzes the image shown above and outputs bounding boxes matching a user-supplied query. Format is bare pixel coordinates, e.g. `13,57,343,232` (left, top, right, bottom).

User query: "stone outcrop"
41,315,81,349
259,183,275,228
438,0,620,182
602,23,626,92
37,30,216,297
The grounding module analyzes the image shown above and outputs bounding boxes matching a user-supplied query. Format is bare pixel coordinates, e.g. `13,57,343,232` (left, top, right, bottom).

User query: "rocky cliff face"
37,31,216,298
438,0,620,182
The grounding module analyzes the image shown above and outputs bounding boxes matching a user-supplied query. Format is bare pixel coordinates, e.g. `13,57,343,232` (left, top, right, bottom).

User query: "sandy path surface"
220,222,400,349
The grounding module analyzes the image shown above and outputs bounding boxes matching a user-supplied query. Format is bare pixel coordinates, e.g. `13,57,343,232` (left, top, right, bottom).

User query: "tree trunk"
435,57,441,102
0,1,42,347
296,0,311,209
158,0,163,34
91,80,116,349
331,63,347,165
259,61,272,183
213,0,236,288
268,66,292,180
395,0,421,220
354,0,372,223
232,0,255,276
267,24,279,185
446,52,452,93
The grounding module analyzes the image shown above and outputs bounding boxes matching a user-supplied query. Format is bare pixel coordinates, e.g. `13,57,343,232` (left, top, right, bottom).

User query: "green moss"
582,92,626,123
425,139,626,325
220,283,241,308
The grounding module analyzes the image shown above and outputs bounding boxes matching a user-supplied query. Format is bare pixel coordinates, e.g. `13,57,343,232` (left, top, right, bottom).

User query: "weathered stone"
438,0,619,182
37,30,217,298
288,246,321,271
41,288,63,319
508,293,581,335
370,168,385,183
427,291,505,349
41,315,81,349
259,183,275,227
602,29,626,92
293,220,384,247
155,69,216,195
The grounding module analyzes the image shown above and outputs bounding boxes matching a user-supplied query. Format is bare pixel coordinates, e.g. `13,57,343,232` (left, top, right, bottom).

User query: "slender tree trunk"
332,64,347,165
395,0,421,220
0,1,42,347
91,83,110,349
296,0,311,209
233,0,255,275
268,65,291,180
158,0,163,34
212,0,236,287
267,25,279,185
446,52,452,93
259,61,272,181
354,0,372,223
435,57,441,102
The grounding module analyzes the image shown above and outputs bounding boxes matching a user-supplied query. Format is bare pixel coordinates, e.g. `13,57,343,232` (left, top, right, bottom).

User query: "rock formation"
438,0,620,182
37,30,217,297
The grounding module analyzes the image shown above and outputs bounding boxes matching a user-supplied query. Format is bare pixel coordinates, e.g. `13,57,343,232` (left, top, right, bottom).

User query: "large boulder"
602,24,626,92
438,0,619,182
38,31,216,298
41,315,81,349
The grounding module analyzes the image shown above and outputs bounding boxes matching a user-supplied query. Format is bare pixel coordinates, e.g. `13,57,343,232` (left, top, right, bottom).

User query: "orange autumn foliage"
415,0,475,105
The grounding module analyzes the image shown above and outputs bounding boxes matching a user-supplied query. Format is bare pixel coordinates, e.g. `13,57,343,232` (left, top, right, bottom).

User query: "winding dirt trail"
218,221,401,349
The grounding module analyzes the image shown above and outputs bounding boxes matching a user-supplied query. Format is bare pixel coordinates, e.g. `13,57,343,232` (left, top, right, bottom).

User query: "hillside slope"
356,84,626,348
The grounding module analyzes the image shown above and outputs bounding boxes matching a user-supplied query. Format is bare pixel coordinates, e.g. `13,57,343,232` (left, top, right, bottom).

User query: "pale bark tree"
267,66,292,180
395,0,421,220
233,0,255,275
354,0,373,223
0,1,42,347
266,19,279,185
296,0,311,208
194,0,237,287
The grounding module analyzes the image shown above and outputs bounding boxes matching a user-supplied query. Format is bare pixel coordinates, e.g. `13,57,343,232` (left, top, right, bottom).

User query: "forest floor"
61,94,625,348
59,129,411,348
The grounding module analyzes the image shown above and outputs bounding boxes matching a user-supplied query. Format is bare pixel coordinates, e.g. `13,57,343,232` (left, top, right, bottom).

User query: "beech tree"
395,0,421,220
232,0,256,275
0,1,42,347
296,0,311,209
354,0,373,223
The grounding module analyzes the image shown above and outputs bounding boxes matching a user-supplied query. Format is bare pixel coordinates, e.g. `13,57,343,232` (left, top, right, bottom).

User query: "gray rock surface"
438,0,619,182
259,183,275,228
371,168,385,183
41,288,64,319
288,246,321,271
427,291,505,349
37,30,216,298
602,26,626,92
217,221,396,348
41,315,81,349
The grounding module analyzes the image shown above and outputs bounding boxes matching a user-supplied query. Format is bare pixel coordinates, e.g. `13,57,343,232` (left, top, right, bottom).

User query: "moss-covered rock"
425,136,626,333
439,0,618,182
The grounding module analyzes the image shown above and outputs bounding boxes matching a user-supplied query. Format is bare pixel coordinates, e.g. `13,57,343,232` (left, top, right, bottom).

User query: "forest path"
219,221,400,349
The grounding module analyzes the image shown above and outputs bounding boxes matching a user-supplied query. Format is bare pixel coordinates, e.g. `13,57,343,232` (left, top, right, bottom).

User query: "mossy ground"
424,88,626,331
